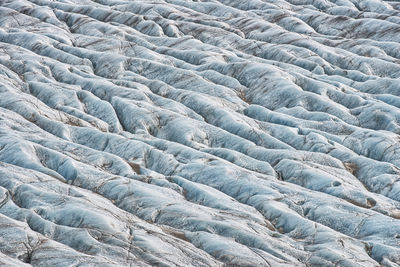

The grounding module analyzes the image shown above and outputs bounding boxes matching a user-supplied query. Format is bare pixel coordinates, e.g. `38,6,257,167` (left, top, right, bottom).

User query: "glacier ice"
0,0,400,266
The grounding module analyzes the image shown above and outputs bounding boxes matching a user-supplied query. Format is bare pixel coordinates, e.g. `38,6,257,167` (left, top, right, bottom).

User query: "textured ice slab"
1,0,400,266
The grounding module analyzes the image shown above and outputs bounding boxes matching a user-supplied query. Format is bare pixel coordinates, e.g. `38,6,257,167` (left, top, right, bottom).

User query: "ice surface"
0,0,400,266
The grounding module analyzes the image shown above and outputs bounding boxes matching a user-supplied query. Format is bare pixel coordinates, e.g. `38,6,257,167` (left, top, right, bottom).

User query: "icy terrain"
1,0,400,266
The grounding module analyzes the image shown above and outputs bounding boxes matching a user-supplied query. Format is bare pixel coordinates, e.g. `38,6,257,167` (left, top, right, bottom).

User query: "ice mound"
1,0,400,266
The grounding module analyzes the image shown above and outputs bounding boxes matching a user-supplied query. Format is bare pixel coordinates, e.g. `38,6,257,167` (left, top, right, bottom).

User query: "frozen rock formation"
1,0,400,266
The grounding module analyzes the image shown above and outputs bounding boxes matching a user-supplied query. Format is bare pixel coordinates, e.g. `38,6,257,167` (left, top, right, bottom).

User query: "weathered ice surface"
0,0,400,266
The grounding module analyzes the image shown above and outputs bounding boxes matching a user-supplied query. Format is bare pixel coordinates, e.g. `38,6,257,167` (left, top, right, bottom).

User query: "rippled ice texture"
1,0,400,266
